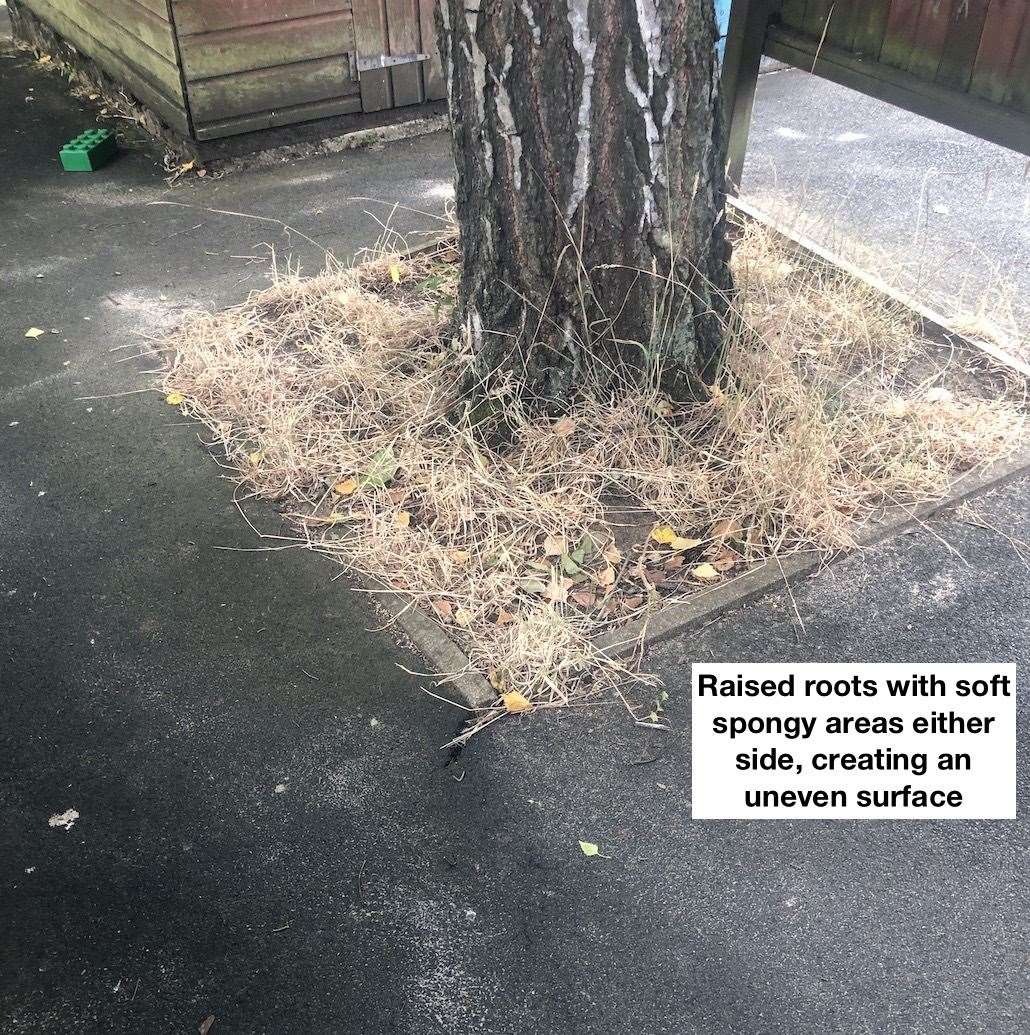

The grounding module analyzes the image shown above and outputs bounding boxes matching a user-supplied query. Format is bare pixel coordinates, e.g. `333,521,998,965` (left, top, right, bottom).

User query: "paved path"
2,24,1028,1034
743,67,1029,349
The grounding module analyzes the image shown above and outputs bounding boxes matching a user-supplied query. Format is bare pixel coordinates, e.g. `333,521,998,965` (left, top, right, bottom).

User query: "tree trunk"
438,0,732,404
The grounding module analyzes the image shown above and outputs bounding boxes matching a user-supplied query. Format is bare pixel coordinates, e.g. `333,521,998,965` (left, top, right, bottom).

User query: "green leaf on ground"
360,446,398,488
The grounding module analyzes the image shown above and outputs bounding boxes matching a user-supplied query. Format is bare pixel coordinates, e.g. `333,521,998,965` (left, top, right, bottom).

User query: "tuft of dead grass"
161,224,1025,737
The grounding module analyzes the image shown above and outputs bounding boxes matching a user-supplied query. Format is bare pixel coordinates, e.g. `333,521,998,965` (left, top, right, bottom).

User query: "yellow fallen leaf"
394,510,411,527
691,562,720,581
650,526,677,545
502,690,532,713
453,607,473,627
578,841,600,857
670,535,703,551
389,264,401,284
24,327,46,339
448,549,470,566
165,391,184,405
333,477,358,496
248,450,263,466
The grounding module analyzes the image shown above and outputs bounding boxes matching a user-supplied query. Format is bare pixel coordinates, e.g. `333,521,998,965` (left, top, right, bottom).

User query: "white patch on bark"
633,0,666,84
662,81,676,131
461,25,493,181
624,59,660,228
493,45,522,190
566,0,596,219
465,309,484,354
519,0,542,45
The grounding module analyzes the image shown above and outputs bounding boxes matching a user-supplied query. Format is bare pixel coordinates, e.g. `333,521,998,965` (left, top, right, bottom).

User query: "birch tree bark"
438,0,732,404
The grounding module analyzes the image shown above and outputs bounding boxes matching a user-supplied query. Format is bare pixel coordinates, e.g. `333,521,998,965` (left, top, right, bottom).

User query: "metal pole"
721,0,775,193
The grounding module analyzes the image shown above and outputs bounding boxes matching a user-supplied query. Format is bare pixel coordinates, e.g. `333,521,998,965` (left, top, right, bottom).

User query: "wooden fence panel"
177,10,355,80
880,0,923,71
352,0,392,111
16,0,190,133
418,0,446,100
851,1,892,59
906,0,955,80
970,0,1028,104
172,1,351,35
385,0,422,106
935,0,990,91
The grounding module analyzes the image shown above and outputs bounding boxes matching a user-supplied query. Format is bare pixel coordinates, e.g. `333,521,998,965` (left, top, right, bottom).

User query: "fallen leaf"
453,607,473,627
389,264,401,284
519,577,548,595
709,546,738,572
670,535,703,551
544,574,573,604
431,599,453,620
495,608,516,625
884,397,910,418
650,526,676,545
570,589,597,607
602,544,623,564
578,841,600,857
622,594,645,609
553,416,577,437
333,477,359,496
248,450,263,466
665,555,684,571
394,510,411,527
596,565,616,587
691,562,720,581
542,534,567,557
644,569,667,585
448,549,470,566
502,690,532,713
24,327,46,339
488,668,506,691
165,391,184,405
560,552,583,576
360,446,398,488
710,517,742,541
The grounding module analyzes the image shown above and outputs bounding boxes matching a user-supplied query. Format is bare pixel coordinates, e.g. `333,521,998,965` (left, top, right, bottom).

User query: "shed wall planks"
15,0,190,133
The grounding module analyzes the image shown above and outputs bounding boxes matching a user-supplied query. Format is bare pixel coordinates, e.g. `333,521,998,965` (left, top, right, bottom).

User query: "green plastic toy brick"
59,128,117,172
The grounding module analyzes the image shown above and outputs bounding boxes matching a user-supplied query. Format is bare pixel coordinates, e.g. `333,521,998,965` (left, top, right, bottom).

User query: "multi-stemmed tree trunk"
437,0,732,404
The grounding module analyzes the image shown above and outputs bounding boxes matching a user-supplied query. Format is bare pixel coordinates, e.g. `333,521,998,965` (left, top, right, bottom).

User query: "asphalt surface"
2,19,1029,1035
743,67,1030,348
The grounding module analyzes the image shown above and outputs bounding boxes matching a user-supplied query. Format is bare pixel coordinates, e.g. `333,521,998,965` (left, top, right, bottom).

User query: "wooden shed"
8,0,447,142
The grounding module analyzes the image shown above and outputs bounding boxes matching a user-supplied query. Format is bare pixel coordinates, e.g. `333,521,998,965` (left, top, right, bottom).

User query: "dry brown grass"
161,224,1026,737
